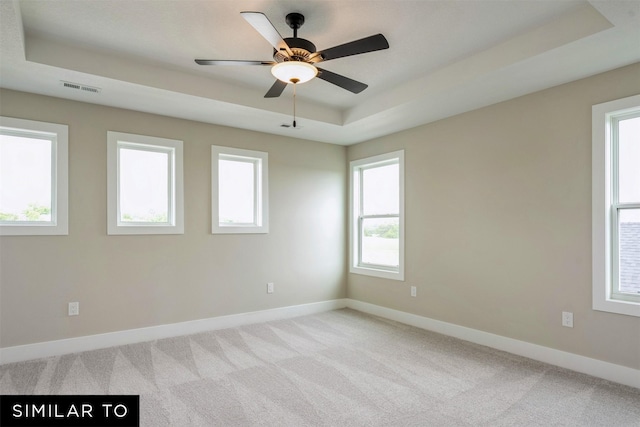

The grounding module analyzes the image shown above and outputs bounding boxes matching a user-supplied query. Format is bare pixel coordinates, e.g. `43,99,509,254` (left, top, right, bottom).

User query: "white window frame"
211,145,268,234
0,117,68,236
350,150,405,281
592,94,640,317
107,131,184,235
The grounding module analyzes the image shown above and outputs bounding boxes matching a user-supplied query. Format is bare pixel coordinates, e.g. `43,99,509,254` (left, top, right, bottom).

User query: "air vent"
60,81,102,94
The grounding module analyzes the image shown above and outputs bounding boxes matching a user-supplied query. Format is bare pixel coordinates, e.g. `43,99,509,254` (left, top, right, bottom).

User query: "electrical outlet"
410,286,417,297
562,311,573,328
68,302,79,316
267,282,274,294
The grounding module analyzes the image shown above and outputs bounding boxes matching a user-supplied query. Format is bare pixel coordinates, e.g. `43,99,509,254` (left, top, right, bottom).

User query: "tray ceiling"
1,0,639,145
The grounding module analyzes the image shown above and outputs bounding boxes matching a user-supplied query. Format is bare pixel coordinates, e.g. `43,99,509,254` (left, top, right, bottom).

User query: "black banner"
0,395,139,427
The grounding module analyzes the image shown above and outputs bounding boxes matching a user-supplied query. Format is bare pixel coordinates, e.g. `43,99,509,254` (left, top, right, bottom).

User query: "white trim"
107,131,184,235
349,150,405,281
592,94,640,317
346,299,640,389
0,299,347,364
0,116,68,236
211,145,269,234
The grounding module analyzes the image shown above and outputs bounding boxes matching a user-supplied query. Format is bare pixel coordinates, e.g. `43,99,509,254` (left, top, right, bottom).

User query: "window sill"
0,223,68,236
350,265,404,281
212,225,268,234
593,294,640,318
107,223,184,235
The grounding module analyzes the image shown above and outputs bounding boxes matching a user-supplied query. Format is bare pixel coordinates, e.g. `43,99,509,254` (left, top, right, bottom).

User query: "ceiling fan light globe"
271,61,317,84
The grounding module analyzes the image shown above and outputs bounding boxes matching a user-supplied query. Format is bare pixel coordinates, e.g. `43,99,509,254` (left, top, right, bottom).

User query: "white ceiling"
1,0,639,145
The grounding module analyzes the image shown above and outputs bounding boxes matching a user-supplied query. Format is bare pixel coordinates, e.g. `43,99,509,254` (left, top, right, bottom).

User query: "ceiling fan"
195,11,389,98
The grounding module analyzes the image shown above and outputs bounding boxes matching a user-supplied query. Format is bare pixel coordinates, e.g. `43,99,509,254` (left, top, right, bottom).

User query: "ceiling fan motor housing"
274,38,317,63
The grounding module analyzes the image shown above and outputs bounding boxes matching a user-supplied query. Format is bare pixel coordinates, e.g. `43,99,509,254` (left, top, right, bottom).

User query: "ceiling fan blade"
264,79,288,98
316,67,368,94
195,59,275,66
241,11,293,57
310,34,389,62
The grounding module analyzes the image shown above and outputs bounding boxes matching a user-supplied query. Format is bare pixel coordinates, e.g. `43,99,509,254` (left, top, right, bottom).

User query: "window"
107,132,183,235
350,150,404,280
592,94,640,317
0,117,68,236
211,145,268,234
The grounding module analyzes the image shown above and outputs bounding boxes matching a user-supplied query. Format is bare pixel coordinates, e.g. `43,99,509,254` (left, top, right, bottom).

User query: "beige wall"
348,63,640,370
2,63,639,371
0,89,347,347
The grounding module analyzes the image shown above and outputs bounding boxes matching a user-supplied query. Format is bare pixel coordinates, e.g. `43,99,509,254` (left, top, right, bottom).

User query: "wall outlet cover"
562,311,573,328
68,302,79,316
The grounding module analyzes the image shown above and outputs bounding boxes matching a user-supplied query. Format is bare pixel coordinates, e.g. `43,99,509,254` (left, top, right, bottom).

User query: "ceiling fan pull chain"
293,82,297,128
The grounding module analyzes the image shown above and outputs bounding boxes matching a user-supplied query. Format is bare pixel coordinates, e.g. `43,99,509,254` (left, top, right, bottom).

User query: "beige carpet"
1,308,639,426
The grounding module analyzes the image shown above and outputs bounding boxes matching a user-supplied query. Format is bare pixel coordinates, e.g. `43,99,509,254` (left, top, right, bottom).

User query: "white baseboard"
345,299,640,389
0,299,348,365
2,297,638,390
